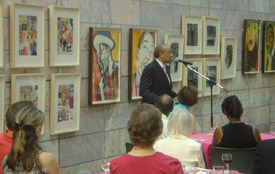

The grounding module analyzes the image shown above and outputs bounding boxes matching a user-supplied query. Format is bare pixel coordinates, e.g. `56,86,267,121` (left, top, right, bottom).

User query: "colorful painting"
263,21,275,73
221,38,237,79
89,28,121,105
19,15,37,56
243,20,261,74
57,17,73,54
58,84,74,122
19,85,38,108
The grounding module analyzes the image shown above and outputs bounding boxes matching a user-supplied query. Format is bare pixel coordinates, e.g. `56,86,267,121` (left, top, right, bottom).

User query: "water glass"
101,160,110,173
213,165,224,174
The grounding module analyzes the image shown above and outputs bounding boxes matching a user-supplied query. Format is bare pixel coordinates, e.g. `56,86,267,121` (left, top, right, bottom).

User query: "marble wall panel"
226,11,248,31
201,114,213,133
158,27,174,44
190,0,208,7
208,0,227,9
270,104,275,122
3,18,9,51
79,51,89,79
103,0,140,25
172,5,189,28
59,132,104,167
40,139,59,161
248,73,269,89
140,2,173,27
270,0,275,14
249,88,269,108
250,106,270,126
201,92,227,115
173,0,189,5
269,14,275,20
248,12,269,21
225,0,249,11
39,111,59,142
140,0,173,3
120,77,128,103
248,0,270,13
269,87,275,105
226,71,249,91
105,128,129,157
228,89,250,109
121,51,128,77
236,51,242,71
209,9,227,30
268,73,275,87
189,7,208,16
241,108,250,124
226,31,242,51
195,116,202,133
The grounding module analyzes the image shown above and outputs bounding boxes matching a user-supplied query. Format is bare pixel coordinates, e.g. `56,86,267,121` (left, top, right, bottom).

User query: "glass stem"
226,164,229,171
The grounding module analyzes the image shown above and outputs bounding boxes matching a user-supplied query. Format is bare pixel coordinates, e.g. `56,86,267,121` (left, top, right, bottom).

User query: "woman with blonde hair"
2,105,60,174
154,109,205,169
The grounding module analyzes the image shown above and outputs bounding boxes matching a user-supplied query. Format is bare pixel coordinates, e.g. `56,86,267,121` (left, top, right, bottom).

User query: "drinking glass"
270,125,275,138
222,153,232,173
101,160,110,173
213,165,224,174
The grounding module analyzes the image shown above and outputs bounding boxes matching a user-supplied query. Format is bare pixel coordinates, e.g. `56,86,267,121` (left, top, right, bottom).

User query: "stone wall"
1,0,275,173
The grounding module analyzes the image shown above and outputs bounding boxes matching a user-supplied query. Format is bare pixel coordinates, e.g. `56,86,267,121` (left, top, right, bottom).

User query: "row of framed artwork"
0,2,80,68
0,73,81,135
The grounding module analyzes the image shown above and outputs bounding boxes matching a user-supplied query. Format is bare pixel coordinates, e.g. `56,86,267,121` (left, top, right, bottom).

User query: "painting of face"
246,21,258,51
263,22,275,72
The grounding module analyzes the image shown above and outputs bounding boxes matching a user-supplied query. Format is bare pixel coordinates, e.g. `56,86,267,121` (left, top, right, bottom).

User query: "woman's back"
110,152,183,174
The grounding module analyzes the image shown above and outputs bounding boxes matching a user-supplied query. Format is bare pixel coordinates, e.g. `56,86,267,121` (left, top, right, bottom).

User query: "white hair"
167,109,193,136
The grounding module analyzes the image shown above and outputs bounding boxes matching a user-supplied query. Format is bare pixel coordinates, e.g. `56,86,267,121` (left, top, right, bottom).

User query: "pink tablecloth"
189,133,271,169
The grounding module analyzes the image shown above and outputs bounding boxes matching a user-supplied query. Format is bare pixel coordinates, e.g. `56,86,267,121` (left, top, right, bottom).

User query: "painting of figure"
19,85,38,108
263,21,275,73
187,24,198,46
19,15,37,56
57,17,73,54
58,84,74,122
90,28,121,104
243,20,260,74
207,26,216,46
130,30,157,99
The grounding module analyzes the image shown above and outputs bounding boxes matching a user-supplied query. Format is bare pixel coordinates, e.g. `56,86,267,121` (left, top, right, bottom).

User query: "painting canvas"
49,6,80,66
0,75,4,132
128,29,157,100
202,17,220,55
182,15,202,55
263,21,275,73
183,59,203,97
10,2,44,68
243,20,261,74
89,28,121,105
164,34,184,82
203,58,220,96
221,38,237,79
50,73,80,135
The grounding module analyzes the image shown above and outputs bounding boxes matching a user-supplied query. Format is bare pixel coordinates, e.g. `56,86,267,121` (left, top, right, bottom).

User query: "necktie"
163,65,170,84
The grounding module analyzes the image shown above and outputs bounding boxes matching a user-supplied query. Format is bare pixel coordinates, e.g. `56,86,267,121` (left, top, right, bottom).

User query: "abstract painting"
263,21,275,73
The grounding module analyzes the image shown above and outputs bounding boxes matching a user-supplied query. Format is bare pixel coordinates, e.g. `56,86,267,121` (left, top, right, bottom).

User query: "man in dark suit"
252,139,275,174
139,44,177,104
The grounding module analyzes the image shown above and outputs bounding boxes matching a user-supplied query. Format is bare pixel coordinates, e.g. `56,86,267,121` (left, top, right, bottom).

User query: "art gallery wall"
1,0,275,173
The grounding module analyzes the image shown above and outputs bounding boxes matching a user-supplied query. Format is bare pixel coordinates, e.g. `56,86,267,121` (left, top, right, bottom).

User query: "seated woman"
154,109,205,169
169,86,198,134
212,95,261,148
2,105,60,174
110,104,183,174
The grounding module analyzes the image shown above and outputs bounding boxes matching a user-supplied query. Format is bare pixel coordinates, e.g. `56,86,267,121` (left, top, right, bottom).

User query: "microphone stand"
183,64,229,128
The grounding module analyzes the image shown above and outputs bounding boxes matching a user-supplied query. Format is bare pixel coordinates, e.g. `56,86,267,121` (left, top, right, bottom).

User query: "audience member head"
5,101,34,131
168,109,193,137
128,104,163,147
178,85,198,107
221,95,243,118
155,94,173,116
6,105,44,172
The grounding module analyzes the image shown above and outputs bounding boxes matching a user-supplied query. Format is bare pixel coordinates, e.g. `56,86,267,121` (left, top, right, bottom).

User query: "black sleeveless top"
217,122,258,148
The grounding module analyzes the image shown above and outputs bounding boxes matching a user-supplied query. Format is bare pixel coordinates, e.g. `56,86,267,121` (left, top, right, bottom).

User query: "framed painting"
50,73,81,135
0,75,4,132
243,19,261,74
182,15,202,55
49,6,80,67
164,34,184,82
221,37,237,79
262,21,275,73
202,16,220,55
89,28,121,105
202,58,220,96
128,29,157,100
10,2,44,68
0,2,3,67
182,59,203,97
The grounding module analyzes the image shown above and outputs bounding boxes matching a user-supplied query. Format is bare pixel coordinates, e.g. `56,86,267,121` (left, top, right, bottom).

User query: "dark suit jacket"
139,59,177,104
252,139,275,174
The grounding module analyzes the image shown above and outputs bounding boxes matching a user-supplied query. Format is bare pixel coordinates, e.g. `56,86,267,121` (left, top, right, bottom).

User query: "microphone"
175,58,193,65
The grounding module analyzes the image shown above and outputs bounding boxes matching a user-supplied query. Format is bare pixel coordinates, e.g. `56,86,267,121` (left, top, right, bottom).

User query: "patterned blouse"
2,155,47,174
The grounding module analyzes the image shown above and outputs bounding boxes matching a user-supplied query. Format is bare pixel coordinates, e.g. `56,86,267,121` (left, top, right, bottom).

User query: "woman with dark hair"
212,95,261,148
110,104,183,174
169,86,198,133
2,105,60,174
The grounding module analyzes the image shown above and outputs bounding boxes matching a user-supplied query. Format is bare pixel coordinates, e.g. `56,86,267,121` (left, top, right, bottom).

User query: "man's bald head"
155,94,173,116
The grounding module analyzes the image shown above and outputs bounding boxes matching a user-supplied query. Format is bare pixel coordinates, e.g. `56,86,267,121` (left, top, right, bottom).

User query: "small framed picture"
202,58,220,96
10,2,44,68
11,73,45,112
221,37,237,79
49,5,80,67
243,19,261,74
182,59,203,97
89,27,121,105
182,15,202,55
262,21,275,73
128,28,158,100
0,75,4,132
202,16,220,55
50,73,81,135
164,34,184,82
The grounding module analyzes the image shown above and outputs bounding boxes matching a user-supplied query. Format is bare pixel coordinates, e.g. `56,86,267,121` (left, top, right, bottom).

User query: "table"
189,133,271,168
